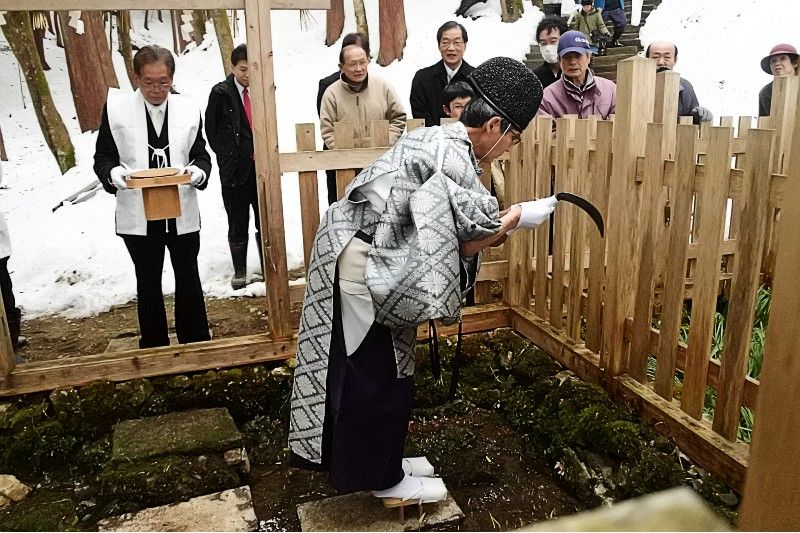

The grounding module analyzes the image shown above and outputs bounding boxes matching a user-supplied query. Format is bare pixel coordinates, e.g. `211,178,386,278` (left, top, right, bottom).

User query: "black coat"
205,75,255,188
317,70,340,116
94,103,211,195
410,60,474,127
533,61,561,89
759,81,772,117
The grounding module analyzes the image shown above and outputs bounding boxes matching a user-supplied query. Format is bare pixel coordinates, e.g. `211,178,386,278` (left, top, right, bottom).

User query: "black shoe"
229,241,248,290
609,40,623,47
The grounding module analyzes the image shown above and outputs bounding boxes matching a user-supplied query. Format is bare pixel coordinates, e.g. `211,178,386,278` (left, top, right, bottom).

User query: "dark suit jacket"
317,71,340,116
205,74,254,188
533,61,561,89
410,60,474,127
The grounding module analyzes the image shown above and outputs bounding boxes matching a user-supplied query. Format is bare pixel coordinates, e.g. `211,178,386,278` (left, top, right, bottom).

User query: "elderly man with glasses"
93,45,212,350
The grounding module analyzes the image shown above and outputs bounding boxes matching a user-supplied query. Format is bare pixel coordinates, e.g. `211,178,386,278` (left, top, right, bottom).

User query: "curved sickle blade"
556,192,605,238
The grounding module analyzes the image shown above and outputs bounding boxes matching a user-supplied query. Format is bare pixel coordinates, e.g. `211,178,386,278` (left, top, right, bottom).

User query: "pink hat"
761,43,799,74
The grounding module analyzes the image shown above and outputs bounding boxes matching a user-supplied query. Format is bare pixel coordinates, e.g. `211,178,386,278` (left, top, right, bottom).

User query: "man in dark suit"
206,44,258,290
316,32,370,205
410,21,474,127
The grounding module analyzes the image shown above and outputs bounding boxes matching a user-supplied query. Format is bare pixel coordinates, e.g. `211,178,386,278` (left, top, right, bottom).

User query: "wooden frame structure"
0,4,799,525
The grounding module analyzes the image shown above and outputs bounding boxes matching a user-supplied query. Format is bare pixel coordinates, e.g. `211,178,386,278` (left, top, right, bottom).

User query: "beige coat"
320,74,407,149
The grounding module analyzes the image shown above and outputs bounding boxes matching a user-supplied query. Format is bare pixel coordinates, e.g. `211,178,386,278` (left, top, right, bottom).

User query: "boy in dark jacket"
206,44,258,290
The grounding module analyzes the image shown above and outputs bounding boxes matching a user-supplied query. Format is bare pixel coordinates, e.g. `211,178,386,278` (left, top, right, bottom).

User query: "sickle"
556,192,605,238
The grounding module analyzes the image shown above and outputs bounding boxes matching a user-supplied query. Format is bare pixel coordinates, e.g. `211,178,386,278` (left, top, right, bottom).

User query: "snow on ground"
0,1,540,318
639,0,800,118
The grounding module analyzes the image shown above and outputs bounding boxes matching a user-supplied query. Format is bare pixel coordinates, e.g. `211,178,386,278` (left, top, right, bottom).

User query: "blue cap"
558,30,592,57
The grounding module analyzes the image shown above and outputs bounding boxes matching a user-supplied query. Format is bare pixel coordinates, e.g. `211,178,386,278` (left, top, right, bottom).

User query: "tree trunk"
190,10,207,46
211,10,234,70
325,0,344,46
30,11,51,70
352,0,368,41
170,10,187,54
116,10,137,89
0,125,7,162
143,9,150,31
157,10,164,23
54,11,64,48
3,11,75,173
58,11,119,132
377,0,406,66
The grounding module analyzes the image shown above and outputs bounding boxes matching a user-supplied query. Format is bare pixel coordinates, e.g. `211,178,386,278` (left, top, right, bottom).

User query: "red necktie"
243,87,252,129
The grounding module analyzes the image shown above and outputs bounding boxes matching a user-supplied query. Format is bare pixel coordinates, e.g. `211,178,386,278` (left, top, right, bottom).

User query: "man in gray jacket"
646,40,713,124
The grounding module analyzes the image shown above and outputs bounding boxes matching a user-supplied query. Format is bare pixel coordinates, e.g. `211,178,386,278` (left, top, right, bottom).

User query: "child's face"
444,96,472,119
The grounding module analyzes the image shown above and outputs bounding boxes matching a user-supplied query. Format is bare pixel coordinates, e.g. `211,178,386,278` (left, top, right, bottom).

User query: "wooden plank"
719,116,734,127
566,119,590,339
681,127,733,418
370,119,390,148
712,128,774,439
295,123,320,270
585,120,612,353
549,119,570,328
0,290,14,388
629,123,668,382
601,56,655,375
503,133,530,308
333,121,355,200
534,117,553,320
406,118,425,131
740,92,800,530
280,146,386,172
3,334,294,397
512,306,749,494
652,69,679,160
0,0,329,8
654,125,698,400
417,303,511,340
728,117,751,240
245,0,292,338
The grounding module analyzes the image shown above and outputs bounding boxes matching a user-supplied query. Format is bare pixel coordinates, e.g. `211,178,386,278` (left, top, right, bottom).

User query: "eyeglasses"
344,60,369,69
509,131,522,145
141,79,172,90
440,40,465,49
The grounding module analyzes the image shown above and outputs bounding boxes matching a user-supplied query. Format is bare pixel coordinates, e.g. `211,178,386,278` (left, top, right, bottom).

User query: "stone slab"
519,487,730,531
97,486,257,532
297,491,464,532
111,407,242,463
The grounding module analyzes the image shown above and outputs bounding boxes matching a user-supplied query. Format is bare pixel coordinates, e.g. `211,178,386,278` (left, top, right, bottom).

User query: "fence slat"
713,128,774,440
534,117,553,319
654,125,698,400
585,120,612,353
629,123,667,382
370,119,390,148
295,123,320,270
680,127,733,417
728,117,752,241
406,118,425,131
549,119,570,328
334,121,355,200
504,134,530,308
566,119,591,339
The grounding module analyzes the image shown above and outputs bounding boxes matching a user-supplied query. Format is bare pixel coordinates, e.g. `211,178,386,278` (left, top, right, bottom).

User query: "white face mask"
540,44,559,64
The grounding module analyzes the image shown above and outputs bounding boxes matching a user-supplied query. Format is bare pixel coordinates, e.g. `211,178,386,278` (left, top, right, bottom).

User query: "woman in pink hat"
759,43,799,117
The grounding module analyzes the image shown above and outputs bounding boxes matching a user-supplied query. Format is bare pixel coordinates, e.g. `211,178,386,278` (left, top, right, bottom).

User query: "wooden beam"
0,0,330,8
245,0,292,338
417,303,511,340
2,334,294,397
280,146,386,173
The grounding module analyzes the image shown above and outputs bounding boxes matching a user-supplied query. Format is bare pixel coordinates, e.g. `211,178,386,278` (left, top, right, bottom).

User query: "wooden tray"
126,168,191,220
126,172,191,189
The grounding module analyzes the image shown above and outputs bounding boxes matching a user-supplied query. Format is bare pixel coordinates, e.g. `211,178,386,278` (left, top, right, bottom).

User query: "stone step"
297,491,464,532
98,486,257,532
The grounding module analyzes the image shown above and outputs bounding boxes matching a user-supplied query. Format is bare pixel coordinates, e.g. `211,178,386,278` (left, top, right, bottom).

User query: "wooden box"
127,168,191,221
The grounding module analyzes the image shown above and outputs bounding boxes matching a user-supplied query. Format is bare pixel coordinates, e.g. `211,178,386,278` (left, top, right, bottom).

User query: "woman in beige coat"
320,44,407,149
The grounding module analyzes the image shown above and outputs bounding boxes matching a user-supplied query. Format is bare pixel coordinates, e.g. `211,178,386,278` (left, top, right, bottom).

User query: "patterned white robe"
289,122,501,464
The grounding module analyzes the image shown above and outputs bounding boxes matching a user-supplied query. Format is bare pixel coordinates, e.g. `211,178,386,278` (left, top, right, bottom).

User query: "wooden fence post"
739,98,800,532
566,119,591,339
712,128,774,439
333,121,355,199
533,116,553,319
504,131,530,308
295,123,319,270
245,0,292,338
549,118,571,328
601,56,656,375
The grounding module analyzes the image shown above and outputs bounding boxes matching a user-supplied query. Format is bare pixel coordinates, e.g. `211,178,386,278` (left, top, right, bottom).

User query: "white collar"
233,77,247,99
444,61,462,79
143,95,168,115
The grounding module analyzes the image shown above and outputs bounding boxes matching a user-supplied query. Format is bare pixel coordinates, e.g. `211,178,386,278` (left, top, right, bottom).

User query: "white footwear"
373,475,448,504
402,456,435,477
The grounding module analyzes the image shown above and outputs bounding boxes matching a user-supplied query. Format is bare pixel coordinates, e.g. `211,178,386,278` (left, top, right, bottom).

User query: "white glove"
109,166,128,190
184,165,207,188
691,106,713,123
515,195,558,229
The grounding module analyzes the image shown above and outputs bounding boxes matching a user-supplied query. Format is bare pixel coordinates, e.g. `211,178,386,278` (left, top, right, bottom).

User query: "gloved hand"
184,165,207,188
691,106,713,123
109,166,128,190
515,195,558,230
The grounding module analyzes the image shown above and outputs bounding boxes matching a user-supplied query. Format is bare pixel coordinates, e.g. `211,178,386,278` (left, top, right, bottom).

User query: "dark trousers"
221,179,260,243
122,230,210,348
603,7,627,31
0,257,20,349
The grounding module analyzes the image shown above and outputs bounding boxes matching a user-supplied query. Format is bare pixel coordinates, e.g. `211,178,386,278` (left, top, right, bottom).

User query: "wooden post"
406,118,425,131
504,133,530,308
680,127,732,418
245,0,292,339
566,119,590,339
739,98,800,531
584,120,612,353
601,56,656,375
333,121,355,199
728,116,752,241
325,0,344,46
712,129,774,439
295,123,319,270
549,119,570,328
0,289,14,389
369,119,390,148
533,116,553,319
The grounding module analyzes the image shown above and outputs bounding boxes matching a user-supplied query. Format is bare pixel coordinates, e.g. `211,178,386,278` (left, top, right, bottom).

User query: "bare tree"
0,125,7,162
377,0,406,66
58,11,119,132
211,10,234,71
170,10,187,54
116,10,137,89
30,11,51,70
190,10,207,46
2,11,75,173
325,0,344,46
352,0,368,41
